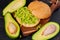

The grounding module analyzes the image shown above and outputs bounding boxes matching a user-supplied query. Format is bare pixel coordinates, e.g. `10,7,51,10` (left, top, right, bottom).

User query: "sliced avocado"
5,13,20,39
3,0,26,16
32,22,59,40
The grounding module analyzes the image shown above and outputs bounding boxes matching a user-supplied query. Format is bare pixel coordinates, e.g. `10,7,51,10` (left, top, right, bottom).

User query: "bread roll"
28,1,51,19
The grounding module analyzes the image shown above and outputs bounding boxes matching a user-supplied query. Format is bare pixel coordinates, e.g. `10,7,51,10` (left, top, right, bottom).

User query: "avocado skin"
5,13,20,39
3,0,26,16
32,38,48,40
32,22,59,40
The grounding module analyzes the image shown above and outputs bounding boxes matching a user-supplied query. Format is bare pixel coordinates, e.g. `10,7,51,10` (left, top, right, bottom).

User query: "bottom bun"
16,17,40,27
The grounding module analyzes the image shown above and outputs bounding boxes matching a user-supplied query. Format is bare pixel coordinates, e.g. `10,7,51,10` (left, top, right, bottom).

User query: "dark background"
0,0,60,40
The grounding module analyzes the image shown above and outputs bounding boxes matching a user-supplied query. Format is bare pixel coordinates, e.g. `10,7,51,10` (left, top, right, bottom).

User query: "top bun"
28,1,51,19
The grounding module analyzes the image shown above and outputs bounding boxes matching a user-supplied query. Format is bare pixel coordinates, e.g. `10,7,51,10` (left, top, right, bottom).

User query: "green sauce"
15,7,39,24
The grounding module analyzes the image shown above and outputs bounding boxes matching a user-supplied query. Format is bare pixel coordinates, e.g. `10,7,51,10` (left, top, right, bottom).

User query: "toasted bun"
28,1,51,19
16,17,40,27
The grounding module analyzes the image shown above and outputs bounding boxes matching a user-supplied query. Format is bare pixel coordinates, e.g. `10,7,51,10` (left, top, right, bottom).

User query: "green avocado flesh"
32,22,59,40
5,13,20,38
3,0,26,16
15,7,39,25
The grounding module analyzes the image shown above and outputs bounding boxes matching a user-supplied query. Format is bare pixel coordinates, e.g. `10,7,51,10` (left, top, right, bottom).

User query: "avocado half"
5,13,20,39
3,0,26,16
32,22,59,40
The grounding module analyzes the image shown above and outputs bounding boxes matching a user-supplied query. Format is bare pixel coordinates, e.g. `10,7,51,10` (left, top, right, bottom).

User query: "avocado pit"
8,23,17,34
42,24,56,36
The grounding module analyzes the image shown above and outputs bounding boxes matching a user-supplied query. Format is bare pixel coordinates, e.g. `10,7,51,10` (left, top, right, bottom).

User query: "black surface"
0,0,60,40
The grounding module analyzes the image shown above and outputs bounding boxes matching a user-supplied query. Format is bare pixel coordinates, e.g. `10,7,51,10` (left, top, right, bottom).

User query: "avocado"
32,22,59,40
5,13,20,39
3,0,26,16
15,7,40,27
